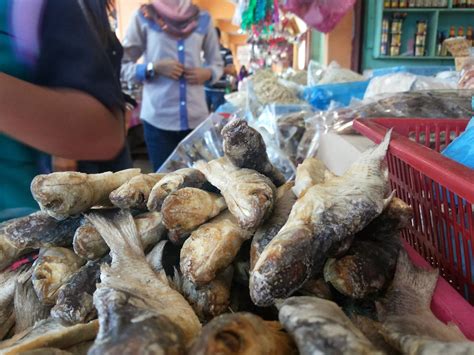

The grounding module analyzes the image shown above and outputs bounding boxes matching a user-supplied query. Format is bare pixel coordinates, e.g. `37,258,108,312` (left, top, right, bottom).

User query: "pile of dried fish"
0,118,472,354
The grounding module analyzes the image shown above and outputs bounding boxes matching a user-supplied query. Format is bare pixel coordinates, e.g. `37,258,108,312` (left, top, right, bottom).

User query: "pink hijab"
150,0,199,37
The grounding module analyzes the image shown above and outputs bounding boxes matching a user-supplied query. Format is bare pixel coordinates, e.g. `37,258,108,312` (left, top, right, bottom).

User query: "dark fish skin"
190,312,297,355
14,272,52,334
1,212,82,250
349,315,400,355
324,198,412,299
15,348,71,355
89,288,186,355
51,256,111,325
377,250,472,355
250,132,391,307
279,297,381,355
298,277,333,300
250,182,296,270
222,119,286,186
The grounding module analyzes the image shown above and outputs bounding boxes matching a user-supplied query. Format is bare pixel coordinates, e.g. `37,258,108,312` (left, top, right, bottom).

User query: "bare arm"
0,73,124,160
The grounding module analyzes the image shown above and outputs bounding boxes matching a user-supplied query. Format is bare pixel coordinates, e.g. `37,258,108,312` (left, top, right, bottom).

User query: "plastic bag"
315,90,474,135
303,80,370,110
307,60,325,86
318,61,365,84
282,0,356,33
442,116,474,169
459,59,474,89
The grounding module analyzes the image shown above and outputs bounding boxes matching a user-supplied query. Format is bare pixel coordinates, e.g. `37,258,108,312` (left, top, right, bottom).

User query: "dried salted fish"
250,182,296,270
32,248,85,305
16,348,71,355
250,132,392,306
195,157,276,229
377,250,473,355
0,221,32,271
1,212,82,252
190,312,296,355
349,315,399,355
73,211,164,260
279,297,381,355
222,119,286,186
292,157,331,198
299,277,333,300
86,211,200,351
324,198,412,299
148,240,233,322
0,266,31,339
181,211,254,285
0,319,98,355
51,256,110,325
30,169,140,220
109,173,164,210
147,168,208,212
14,271,51,334
161,188,227,244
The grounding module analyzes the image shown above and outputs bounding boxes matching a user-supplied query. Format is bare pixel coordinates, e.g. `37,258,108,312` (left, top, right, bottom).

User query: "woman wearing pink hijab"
122,0,224,170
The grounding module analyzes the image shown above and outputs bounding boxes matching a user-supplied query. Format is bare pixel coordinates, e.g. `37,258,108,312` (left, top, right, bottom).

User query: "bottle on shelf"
408,0,416,6
453,0,459,7
384,0,391,8
449,26,456,38
467,26,473,46
458,26,465,37
391,0,399,7
399,0,407,7
437,31,446,56
459,0,467,7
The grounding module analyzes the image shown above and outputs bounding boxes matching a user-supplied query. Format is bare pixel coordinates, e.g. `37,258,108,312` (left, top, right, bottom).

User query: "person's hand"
154,60,184,80
53,157,77,172
185,68,212,85
224,64,237,77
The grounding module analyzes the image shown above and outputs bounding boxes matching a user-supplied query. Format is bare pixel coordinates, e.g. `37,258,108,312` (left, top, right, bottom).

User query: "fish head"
31,173,94,219
250,225,313,307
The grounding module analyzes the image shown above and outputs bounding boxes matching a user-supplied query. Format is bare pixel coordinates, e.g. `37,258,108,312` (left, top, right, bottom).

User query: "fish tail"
378,249,438,318
86,210,144,262
146,240,167,273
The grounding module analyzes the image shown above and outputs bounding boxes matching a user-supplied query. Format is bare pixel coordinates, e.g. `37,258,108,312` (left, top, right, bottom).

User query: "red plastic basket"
353,118,474,337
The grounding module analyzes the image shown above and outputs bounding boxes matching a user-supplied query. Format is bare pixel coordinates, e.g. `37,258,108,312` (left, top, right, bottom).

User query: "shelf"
439,8,474,11
383,8,445,12
376,55,454,60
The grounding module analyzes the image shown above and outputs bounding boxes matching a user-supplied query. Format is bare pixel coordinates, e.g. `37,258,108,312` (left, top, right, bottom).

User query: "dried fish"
250,132,392,306
73,211,164,260
51,256,110,325
1,266,31,339
181,211,254,285
32,248,85,305
0,220,32,270
292,157,330,198
195,157,276,229
1,212,82,251
109,173,165,210
324,198,412,299
14,271,51,334
180,267,234,323
148,241,233,323
250,182,296,270
190,312,296,355
0,319,98,354
147,168,208,212
377,250,473,354
222,119,286,186
279,297,381,355
349,315,399,355
16,348,71,355
86,210,200,349
299,277,333,300
161,188,227,244
30,169,140,220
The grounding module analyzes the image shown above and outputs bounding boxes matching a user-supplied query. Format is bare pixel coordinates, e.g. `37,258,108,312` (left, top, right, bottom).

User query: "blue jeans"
206,90,226,112
142,121,192,171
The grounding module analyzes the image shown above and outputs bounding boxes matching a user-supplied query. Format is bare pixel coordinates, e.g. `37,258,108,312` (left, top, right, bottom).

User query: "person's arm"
0,73,123,160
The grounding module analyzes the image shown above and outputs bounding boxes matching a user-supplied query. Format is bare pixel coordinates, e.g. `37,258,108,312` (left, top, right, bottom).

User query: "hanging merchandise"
281,0,356,33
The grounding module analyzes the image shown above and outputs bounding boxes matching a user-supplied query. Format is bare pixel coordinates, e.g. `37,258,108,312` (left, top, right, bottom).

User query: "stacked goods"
0,119,472,354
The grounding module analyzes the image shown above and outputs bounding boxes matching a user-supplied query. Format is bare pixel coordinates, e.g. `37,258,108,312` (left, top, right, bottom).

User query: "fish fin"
86,210,144,265
146,240,168,273
357,129,392,164
383,190,396,209
377,249,438,319
170,267,182,292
